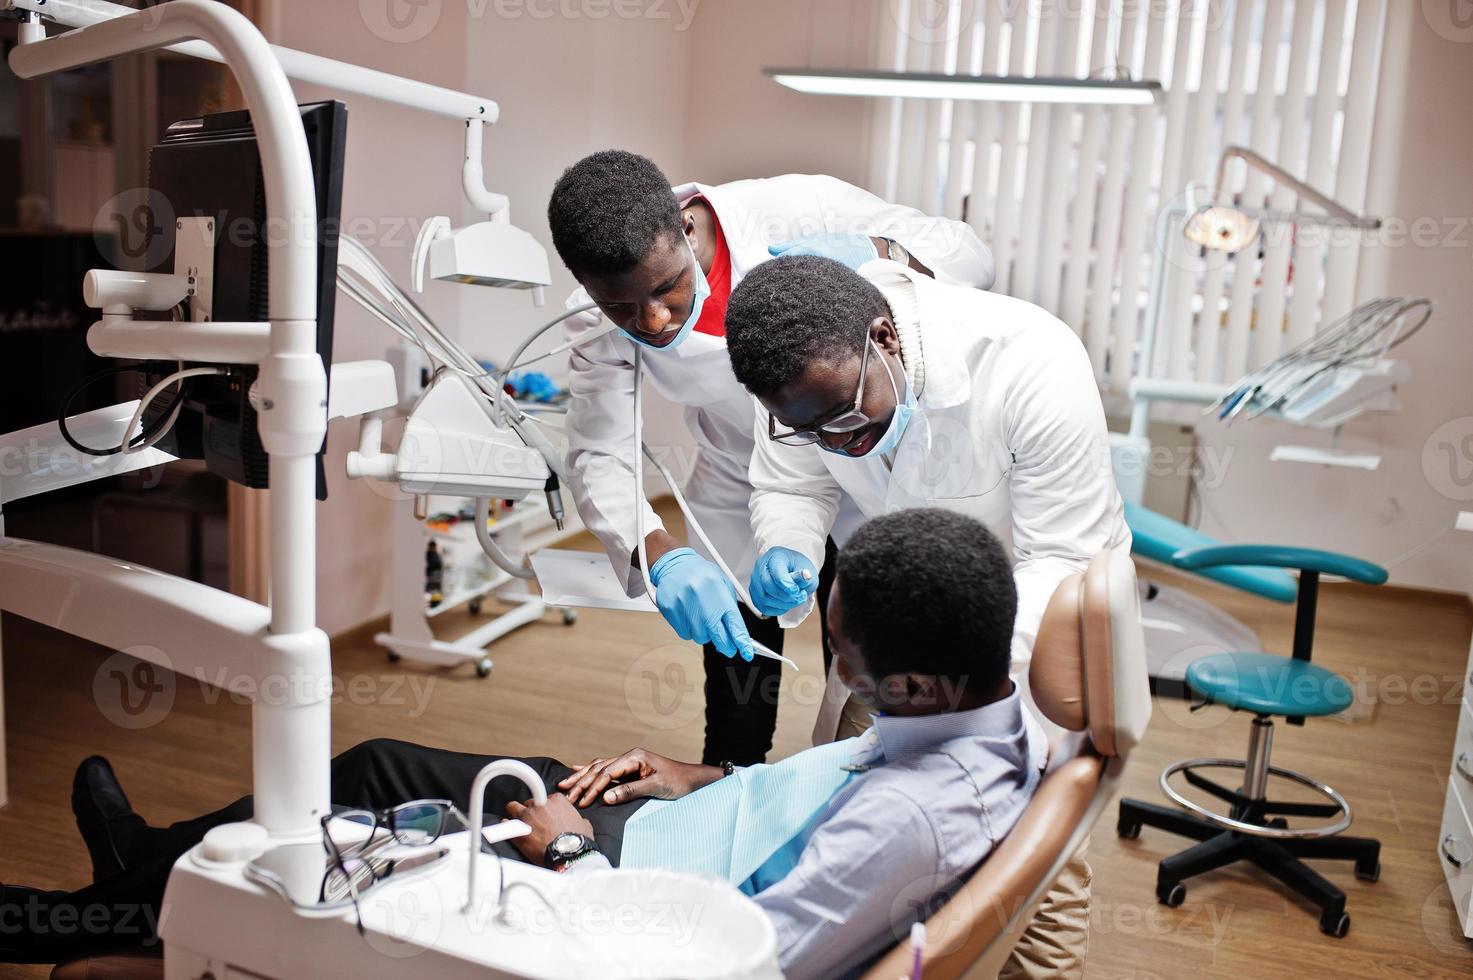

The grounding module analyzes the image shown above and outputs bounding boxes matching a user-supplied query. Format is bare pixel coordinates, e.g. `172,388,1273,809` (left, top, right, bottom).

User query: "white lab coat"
563,174,995,595
748,261,1131,671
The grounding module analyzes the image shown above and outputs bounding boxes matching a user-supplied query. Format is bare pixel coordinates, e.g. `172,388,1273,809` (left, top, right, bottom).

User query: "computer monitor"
140,100,347,498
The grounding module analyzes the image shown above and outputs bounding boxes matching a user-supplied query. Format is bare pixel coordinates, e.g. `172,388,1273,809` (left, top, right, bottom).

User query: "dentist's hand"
767,234,881,270
748,547,819,617
649,548,754,661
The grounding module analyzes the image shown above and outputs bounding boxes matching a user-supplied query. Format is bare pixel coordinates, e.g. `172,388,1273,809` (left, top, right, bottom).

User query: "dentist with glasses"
725,254,1130,707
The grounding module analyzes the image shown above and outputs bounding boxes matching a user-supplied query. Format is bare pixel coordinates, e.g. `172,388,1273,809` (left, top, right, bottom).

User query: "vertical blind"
865,0,1387,392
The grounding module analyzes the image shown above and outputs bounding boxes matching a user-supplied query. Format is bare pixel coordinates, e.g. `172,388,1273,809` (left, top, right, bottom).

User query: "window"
866,0,1386,391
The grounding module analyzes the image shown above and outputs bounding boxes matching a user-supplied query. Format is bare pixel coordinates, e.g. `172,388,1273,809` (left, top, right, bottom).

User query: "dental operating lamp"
1129,145,1385,447
1109,144,1396,507
1182,145,1383,255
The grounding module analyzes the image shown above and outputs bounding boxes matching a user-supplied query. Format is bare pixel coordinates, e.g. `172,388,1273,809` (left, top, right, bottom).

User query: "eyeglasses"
768,338,889,446
330,799,469,849
320,800,467,932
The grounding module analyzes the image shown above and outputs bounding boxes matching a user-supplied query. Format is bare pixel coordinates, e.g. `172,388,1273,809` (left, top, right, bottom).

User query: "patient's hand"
558,749,725,808
504,794,595,865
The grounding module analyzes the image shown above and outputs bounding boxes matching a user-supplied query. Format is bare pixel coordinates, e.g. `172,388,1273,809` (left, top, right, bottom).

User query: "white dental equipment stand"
0,3,779,975
375,493,571,677
1117,185,1388,690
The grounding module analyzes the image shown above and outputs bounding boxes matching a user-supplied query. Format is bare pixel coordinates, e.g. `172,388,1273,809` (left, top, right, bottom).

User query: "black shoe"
70,756,146,881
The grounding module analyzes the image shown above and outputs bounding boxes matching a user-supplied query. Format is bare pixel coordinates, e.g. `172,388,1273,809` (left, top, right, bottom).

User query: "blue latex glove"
767,234,880,271
649,548,754,661
748,547,819,617
508,370,560,402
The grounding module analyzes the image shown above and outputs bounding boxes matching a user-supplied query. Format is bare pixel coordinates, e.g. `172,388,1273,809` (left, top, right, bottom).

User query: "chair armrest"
1170,544,1388,585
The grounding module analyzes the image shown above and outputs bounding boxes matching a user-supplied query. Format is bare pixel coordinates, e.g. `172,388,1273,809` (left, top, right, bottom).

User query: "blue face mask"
818,340,915,459
846,341,915,459
618,241,710,351
865,371,915,458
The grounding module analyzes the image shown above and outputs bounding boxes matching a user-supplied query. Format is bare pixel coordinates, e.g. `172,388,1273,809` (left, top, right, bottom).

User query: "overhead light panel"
764,68,1162,106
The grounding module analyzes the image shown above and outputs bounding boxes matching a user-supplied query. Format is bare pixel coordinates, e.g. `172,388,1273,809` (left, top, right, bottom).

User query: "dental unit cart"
0,1,782,974
377,492,579,678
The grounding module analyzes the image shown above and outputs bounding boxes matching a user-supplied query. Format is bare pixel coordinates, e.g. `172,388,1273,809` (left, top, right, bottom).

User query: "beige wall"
272,1,478,635
1189,12,1473,597
680,0,877,187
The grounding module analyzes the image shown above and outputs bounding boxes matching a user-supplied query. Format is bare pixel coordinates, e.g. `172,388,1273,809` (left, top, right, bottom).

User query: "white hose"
1213,297,1432,422
336,236,601,462
632,348,762,615
120,365,228,454
475,497,536,580
336,237,764,614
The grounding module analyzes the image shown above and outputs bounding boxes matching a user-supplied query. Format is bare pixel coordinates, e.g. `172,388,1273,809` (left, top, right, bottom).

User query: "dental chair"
863,547,1151,979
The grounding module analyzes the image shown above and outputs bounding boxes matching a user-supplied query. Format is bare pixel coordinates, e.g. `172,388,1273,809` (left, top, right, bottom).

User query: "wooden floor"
1,508,1471,978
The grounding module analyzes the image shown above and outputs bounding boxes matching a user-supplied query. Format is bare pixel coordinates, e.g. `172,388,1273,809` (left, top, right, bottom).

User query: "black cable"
57,362,184,457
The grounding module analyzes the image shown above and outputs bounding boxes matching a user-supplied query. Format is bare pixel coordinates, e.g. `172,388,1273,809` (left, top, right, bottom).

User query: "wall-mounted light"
764,67,1162,106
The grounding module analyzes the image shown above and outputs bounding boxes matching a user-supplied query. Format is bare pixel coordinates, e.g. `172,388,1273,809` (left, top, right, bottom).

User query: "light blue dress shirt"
576,686,1047,980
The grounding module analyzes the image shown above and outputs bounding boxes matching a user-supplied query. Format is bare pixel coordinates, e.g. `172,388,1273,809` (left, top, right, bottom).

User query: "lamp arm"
1217,146,1379,228
8,0,500,123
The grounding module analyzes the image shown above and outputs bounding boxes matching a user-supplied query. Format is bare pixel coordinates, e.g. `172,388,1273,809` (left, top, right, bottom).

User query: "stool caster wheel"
1157,881,1186,908
387,651,402,663
475,658,492,678
1355,860,1380,883
561,609,578,625
1320,911,1350,938
1117,821,1141,840
469,598,483,615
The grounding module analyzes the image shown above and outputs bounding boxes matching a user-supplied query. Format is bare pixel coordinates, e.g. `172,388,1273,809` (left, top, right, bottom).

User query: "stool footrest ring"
1159,758,1352,839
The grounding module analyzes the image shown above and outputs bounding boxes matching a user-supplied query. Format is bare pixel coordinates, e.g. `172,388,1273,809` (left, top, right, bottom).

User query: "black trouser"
0,739,644,963
701,538,838,767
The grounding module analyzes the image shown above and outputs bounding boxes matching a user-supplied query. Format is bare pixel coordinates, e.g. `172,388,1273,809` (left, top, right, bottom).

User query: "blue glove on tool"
767,234,879,270
649,548,754,661
748,547,819,617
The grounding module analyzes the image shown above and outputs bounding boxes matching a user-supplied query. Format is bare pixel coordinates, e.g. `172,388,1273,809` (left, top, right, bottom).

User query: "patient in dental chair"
0,509,1044,979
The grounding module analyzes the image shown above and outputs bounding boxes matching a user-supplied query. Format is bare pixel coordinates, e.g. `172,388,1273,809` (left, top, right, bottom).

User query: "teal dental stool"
1117,543,1388,938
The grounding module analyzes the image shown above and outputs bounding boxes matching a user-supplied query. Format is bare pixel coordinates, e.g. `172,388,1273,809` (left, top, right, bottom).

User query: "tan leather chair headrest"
1028,549,1149,758
1029,572,1087,732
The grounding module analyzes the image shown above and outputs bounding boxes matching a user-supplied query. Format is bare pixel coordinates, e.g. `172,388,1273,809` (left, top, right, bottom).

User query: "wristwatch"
885,238,911,268
545,832,599,871
719,760,736,777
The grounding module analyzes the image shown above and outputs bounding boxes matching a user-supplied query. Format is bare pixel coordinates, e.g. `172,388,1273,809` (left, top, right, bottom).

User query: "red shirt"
690,196,731,338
